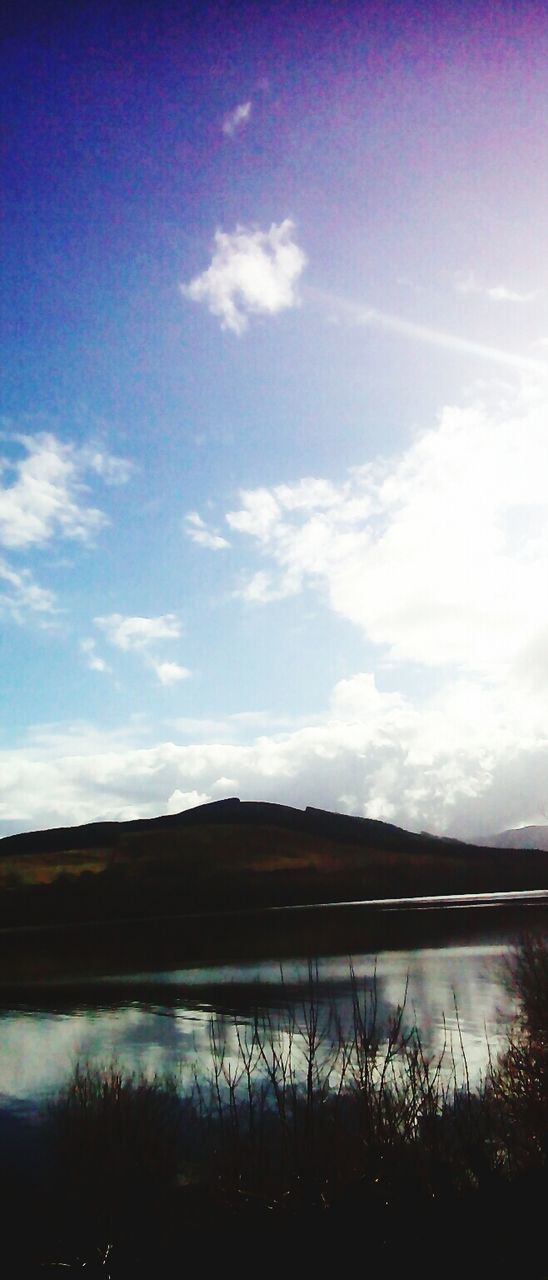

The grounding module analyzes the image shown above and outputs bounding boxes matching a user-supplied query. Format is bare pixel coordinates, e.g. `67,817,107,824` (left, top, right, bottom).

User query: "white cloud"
0,559,56,620
154,661,191,686
166,788,211,814
3,669,548,839
95,613,181,651
0,435,98,549
226,384,548,679
222,100,252,137
80,638,109,673
185,512,230,550
181,220,306,334
0,431,131,629
487,285,538,303
0,432,128,550
93,613,190,685
7,389,548,842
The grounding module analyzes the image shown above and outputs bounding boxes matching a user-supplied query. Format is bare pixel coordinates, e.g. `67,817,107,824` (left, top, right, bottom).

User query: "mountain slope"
1,798,548,933
476,825,548,851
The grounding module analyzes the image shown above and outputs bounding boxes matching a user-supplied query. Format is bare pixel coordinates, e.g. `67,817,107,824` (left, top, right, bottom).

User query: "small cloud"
82,449,133,486
154,660,191,686
454,270,537,303
185,512,230,550
222,100,252,137
181,220,306,335
166,789,211,814
80,638,109,673
237,569,298,603
0,558,56,620
487,284,537,303
95,613,181,651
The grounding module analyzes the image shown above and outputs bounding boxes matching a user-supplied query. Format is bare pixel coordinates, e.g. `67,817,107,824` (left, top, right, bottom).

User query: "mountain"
0,796,471,860
1,797,548,935
476,825,548,851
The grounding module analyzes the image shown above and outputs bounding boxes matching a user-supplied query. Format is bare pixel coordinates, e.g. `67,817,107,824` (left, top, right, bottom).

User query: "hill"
1,797,548,932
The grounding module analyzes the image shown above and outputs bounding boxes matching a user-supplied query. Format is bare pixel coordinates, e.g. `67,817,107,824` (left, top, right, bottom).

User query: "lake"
1,890,547,1116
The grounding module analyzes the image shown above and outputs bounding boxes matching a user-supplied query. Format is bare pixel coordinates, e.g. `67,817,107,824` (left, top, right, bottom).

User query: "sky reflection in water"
0,941,516,1111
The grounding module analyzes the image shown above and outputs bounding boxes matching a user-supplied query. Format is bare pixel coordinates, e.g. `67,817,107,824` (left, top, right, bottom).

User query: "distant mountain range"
475,825,548,851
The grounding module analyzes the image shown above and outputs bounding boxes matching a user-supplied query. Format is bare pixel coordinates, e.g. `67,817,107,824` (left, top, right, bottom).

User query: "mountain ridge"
0,796,475,859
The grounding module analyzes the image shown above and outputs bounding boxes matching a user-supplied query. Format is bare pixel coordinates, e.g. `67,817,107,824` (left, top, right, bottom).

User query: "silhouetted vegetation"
3,936,546,1273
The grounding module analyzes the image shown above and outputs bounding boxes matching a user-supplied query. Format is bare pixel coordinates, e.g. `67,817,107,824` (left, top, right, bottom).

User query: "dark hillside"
0,796,484,859
0,799,548,927
1,798,548,982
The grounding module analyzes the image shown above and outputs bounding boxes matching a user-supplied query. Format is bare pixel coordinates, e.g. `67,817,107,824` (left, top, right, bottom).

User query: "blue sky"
2,0,548,837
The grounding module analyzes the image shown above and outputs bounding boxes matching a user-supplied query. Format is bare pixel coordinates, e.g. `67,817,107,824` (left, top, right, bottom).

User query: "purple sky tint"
1,0,547,838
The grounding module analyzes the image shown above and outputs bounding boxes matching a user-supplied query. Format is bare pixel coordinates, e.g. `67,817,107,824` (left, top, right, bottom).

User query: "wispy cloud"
222,100,252,137
95,613,181,651
0,559,56,621
80,448,134,485
312,287,548,375
93,613,191,685
181,220,306,334
454,270,537,303
185,512,230,550
80,638,110,673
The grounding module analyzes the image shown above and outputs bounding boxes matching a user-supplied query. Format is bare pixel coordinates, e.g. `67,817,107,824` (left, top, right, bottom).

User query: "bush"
489,931,548,1173
49,1062,183,1202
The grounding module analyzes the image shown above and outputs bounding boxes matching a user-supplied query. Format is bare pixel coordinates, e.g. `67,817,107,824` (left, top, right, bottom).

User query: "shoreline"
1,890,547,993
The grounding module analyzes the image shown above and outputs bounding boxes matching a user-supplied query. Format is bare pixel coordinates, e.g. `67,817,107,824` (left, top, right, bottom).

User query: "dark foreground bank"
1,934,547,1276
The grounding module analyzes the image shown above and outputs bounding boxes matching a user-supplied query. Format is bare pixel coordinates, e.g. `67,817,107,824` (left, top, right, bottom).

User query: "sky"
1,0,548,839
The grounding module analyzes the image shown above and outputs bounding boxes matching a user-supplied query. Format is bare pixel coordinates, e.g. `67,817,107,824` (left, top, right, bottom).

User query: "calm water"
3,894,547,1114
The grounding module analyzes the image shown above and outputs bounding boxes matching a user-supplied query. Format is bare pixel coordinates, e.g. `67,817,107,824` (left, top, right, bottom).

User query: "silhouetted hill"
0,796,473,859
0,798,547,983
1,798,548,938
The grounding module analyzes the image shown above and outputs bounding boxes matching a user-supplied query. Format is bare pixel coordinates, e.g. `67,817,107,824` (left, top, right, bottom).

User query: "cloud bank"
3,389,548,842
226,386,548,679
2,666,548,840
